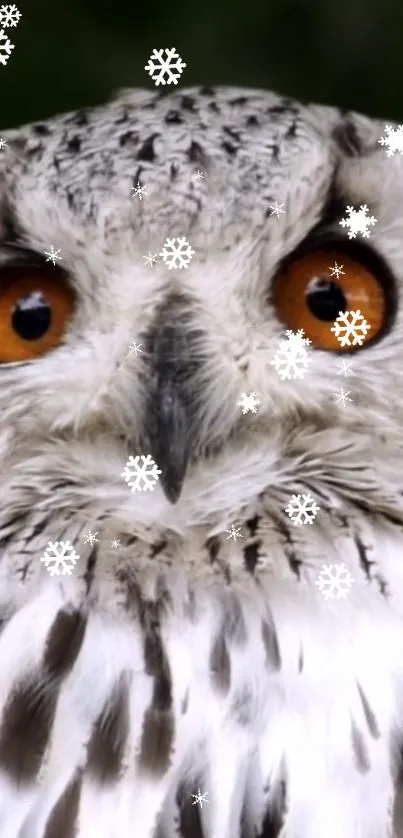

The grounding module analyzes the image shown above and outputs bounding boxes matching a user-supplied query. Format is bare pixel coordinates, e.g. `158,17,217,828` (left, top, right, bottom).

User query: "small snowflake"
315,563,355,600
330,310,370,347
378,124,403,157
0,4,21,27
328,261,345,279
191,788,209,809
236,392,261,414
339,205,377,239
0,28,14,65
40,540,80,576
268,202,285,218
111,538,121,549
226,525,243,542
160,237,195,270
44,246,63,266
129,342,143,356
144,48,186,86
132,181,148,200
333,386,353,407
83,530,99,546
285,493,320,526
0,137,7,150
143,252,159,266
271,328,312,381
193,169,204,181
121,454,162,492
336,359,354,376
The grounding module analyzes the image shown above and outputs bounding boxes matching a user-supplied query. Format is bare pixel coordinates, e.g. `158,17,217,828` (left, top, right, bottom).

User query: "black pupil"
12,291,51,340
306,277,346,321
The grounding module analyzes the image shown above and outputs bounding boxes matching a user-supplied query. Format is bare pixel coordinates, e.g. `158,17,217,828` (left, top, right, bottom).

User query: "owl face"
0,86,402,555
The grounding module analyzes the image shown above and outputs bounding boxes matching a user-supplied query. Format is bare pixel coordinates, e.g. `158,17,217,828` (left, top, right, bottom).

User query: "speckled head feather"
0,86,402,838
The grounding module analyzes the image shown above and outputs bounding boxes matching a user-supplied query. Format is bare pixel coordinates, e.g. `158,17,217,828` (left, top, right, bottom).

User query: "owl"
0,83,402,838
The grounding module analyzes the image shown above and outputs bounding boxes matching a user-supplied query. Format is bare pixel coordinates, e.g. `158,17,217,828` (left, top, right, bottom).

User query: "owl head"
0,86,402,580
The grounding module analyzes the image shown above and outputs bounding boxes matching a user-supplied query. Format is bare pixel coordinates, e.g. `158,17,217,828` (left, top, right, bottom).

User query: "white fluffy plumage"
0,86,402,837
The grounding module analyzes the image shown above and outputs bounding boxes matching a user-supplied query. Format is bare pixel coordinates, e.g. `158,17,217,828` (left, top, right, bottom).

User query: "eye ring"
0,262,75,363
271,237,396,352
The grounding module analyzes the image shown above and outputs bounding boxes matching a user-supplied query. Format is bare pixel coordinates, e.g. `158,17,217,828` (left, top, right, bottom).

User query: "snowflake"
111,538,121,549
144,48,186,86
285,493,320,526
0,28,14,65
336,359,354,376
191,788,209,809
0,4,21,27
83,530,99,546
378,124,403,157
132,181,148,200
328,261,345,279
121,454,162,492
315,563,355,600
40,540,80,576
268,202,285,218
271,328,312,380
236,392,261,414
330,310,370,347
339,204,377,239
44,246,63,266
160,237,195,270
193,169,204,181
142,252,159,266
129,342,143,356
226,525,243,542
0,137,7,150
333,386,353,407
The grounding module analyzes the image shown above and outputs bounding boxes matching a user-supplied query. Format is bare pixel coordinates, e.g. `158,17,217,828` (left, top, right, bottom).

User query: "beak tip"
160,472,185,504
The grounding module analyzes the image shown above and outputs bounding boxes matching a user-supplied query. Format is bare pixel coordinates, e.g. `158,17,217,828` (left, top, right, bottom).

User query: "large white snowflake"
315,563,355,600
339,204,377,239
271,328,312,380
330,309,371,346
160,237,195,269
285,493,320,526
0,4,21,27
40,540,80,576
121,454,162,492
144,48,186,86
236,392,261,414
0,137,7,150
0,28,14,65
378,124,403,157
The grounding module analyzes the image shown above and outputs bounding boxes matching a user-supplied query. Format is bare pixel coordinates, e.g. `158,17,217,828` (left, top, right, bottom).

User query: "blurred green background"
2,0,403,129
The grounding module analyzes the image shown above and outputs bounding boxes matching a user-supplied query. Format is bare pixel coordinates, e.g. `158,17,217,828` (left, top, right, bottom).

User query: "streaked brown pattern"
0,608,86,783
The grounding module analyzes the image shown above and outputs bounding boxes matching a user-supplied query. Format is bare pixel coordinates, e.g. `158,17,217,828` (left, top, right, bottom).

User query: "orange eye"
0,267,75,363
272,245,392,351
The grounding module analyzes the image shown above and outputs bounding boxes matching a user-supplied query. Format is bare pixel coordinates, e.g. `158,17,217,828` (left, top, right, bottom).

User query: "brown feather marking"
137,595,175,777
86,673,130,784
351,719,371,772
209,629,231,694
43,770,82,838
0,610,86,782
43,609,87,678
